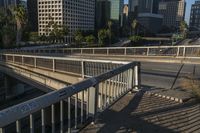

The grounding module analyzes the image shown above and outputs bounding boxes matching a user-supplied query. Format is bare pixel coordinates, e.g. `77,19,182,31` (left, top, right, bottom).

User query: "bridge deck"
81,91,200,133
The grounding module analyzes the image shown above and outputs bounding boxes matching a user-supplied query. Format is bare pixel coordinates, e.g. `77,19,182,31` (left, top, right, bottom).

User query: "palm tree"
13,5,27,46
179,21,188,38
131,19,138,35
107,20,113,45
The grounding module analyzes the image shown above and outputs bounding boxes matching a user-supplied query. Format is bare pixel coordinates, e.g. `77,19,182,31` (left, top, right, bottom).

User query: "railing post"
107,49,109,55
81,61,85,78
34,58,37,68
81,49,83,55
53,59,55,72
88,84,99,123
128,68,133,91
93,49,95,54
13,55,15,63
0,128,5,133
30,114,34,133
41,109,45,133
177,47,180,57
124,48,127,55
51,104,55,133
147,48,150,56
16,120,21,133
183,47,186,57
22,56,24,65
133,62,141,92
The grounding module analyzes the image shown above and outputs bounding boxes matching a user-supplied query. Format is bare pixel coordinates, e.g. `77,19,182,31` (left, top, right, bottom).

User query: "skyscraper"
158,0,186,28
38,0,95,42
95,0,111,29
128,0,163,34
190,1,200,29
27,0,38,32
95,0,123,30
110,0,124,22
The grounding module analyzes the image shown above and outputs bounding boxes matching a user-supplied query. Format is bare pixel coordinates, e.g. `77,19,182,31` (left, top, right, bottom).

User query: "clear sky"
124,0,196,24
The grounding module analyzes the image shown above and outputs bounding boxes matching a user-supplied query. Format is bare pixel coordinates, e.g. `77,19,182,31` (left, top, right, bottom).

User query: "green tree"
98,29,108,46
13,5,27,45
0,8,16,48
131,19,138,35
107,20,113,46
179,21,188,38
85,35,95,46
74,30,84,45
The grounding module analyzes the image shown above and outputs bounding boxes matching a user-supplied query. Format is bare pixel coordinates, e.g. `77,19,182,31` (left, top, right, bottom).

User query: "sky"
124,0,196,24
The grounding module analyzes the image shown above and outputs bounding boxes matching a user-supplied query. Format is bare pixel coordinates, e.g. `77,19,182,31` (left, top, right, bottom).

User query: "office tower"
190,1,200,29
27,0,38,32
96,0,111,29
38,0,95,42
129,0,163,34
158,0,186,28
95,0,123,30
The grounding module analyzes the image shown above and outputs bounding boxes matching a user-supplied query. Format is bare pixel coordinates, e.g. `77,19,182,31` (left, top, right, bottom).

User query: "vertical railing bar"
30,114,34,133
116,74,120,98
0,128,5,133
75,94,78,129
51,104,55,133
86,89,89,119
81,91,84,124
16,120,21,133
100,81,104,110
60,100,64,133
104,80,108,107
41,109,45,133
68,97,71,133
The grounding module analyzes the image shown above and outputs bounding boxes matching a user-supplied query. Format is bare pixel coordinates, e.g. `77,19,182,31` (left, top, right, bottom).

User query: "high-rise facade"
110,0,124,22
0,0,20,7
27,0,38,32
158,0,186,28
38,0,95,42
95,0,123,30
190,1,200,29
95,0,111,29
128,0,163,34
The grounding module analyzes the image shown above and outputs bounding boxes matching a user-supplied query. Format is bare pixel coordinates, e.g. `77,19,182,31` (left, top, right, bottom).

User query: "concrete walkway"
81,91,200,133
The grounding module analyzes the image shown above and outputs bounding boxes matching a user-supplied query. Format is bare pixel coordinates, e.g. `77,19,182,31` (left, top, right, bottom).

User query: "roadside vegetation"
181,76,200,100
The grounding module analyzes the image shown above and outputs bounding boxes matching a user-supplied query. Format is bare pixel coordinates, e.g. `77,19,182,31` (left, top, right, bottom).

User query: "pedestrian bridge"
0,45,200,133
0,53,140,133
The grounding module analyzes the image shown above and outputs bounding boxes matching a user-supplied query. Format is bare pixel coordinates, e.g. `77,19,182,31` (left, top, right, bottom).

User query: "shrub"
180,76,200,100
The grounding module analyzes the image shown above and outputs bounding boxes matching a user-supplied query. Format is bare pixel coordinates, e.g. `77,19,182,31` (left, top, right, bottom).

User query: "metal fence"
0,54,129,78
0,59,140,133
4,45,200,58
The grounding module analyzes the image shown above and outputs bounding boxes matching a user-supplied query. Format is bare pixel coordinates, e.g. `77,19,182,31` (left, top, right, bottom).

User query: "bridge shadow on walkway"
81,89,200,133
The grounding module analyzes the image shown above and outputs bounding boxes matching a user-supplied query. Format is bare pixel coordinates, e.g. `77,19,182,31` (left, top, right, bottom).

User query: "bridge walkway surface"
81,90,200,133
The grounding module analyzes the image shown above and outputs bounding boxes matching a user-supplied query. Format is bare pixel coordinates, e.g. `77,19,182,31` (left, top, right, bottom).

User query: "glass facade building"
190,1,200,29
110,0,124,21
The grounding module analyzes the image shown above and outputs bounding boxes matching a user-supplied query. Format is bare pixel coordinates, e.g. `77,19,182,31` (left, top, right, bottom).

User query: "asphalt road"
141,62,200,89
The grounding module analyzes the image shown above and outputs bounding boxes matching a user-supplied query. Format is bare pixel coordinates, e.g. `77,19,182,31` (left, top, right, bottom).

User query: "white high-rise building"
38,0,95,42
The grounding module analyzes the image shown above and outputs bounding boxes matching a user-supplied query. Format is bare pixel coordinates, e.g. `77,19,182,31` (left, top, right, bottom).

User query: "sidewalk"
81,91,200,133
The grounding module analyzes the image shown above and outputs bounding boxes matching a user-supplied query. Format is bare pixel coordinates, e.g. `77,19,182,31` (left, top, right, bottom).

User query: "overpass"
0,58,140,133
0,45,200,133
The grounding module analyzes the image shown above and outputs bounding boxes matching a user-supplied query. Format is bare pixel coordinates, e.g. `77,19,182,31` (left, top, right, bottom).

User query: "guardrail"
0,60,140,133
3,45,200,58
0,54,129,78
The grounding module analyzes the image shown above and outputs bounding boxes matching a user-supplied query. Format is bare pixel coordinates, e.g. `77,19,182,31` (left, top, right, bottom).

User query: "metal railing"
0,60,140,133
3,45,200,58
0,54,129,78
